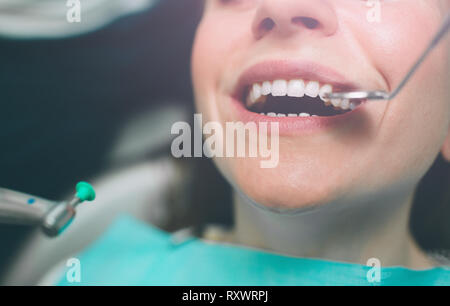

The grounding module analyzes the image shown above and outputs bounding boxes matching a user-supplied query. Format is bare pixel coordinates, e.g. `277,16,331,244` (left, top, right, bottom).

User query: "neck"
232,190,433,269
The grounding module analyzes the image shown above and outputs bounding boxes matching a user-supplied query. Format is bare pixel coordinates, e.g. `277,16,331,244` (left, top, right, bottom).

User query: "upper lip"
232,59,364,100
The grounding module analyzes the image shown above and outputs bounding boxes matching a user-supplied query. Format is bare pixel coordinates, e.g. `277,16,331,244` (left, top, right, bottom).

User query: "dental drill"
0,182,96,237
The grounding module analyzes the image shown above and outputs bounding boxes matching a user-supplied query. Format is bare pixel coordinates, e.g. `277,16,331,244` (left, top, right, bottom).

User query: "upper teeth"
246,79,353,111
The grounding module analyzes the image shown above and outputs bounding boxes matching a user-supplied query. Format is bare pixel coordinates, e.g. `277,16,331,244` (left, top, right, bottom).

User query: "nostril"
260,18,275,32
292,16,320,29
254,17,276,39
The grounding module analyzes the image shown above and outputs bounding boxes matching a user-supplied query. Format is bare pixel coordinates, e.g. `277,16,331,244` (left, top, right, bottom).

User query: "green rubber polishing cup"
76,182,96,202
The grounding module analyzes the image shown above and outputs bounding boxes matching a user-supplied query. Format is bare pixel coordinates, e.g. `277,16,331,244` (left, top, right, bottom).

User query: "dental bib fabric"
56,215,450,286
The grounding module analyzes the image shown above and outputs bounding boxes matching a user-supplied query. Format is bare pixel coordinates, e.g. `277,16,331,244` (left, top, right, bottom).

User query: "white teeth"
246,79,361,112
305,81,320,98
331,98,341,108
287,80,305,97
261,81,272,95
251,83,262,102
319,84,332,102
247,83,266,107
271,80,288,96
258,113,310,117
246,90,254,107
340,99,350,110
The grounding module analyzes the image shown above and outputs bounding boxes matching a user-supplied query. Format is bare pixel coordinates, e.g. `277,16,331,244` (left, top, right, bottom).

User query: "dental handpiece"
0,182,96,237
326,13,450,101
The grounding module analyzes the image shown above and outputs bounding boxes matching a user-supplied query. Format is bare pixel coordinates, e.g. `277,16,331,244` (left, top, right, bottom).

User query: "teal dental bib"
56,215,450,286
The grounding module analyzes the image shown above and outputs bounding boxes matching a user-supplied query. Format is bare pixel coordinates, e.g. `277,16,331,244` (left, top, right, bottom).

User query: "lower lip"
230,97,366,136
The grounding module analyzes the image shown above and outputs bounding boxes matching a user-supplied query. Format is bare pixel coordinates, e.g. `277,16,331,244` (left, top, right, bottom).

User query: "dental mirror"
325,13,450,101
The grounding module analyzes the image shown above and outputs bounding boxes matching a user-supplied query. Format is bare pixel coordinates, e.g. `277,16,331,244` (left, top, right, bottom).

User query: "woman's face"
192,0,450,210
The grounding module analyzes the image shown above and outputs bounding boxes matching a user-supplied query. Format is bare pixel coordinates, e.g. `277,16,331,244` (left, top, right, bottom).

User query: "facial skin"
192,0,450,211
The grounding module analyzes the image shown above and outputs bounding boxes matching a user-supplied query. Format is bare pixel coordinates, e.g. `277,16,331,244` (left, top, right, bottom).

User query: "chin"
221,156,348,211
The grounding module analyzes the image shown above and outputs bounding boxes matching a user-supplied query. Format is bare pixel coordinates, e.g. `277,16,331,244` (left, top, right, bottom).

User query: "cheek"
347,5,443,88
336,4,449,191
362,11,449,185
192,21,215,99
192,22,217,120
192,12,253,94
192,13,253,122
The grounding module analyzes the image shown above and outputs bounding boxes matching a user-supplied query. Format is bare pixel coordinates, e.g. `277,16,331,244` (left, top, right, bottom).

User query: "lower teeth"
247,94,361,117
262,112,316,117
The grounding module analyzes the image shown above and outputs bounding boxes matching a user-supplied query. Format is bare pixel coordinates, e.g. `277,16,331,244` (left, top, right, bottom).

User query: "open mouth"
243,79,365,118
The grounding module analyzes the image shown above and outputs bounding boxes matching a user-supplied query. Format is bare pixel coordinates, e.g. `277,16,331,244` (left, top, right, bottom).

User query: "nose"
252,0,338,40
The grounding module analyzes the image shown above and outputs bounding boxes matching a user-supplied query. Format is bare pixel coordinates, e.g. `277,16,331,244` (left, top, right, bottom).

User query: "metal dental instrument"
0,182,96,237
325,13,450,101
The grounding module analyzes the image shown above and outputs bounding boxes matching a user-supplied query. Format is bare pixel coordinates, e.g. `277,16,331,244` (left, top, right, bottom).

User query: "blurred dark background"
0,0,203,278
